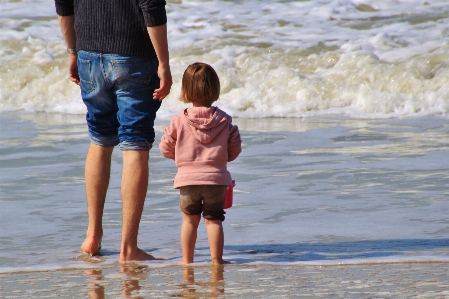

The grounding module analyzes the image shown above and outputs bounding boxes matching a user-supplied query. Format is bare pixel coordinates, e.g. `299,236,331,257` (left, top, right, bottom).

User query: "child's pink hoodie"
159,106,241,189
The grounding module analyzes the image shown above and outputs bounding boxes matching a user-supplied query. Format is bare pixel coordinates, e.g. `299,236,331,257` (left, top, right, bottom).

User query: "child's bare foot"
211,259,231,265
119,248,156,263
81,236,102,256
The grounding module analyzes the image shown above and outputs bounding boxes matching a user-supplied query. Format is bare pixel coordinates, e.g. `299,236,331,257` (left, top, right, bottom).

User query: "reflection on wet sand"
85,265,151,299
1,262,449,298
120,265,149,299
175,265,225,299
83,264,225,298
84,269,105,299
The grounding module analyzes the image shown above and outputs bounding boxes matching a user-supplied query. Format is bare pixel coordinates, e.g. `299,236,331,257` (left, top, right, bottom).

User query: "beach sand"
1,262,449,298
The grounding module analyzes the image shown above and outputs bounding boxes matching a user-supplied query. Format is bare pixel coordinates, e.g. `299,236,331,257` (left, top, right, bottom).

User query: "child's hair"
180,62,220,106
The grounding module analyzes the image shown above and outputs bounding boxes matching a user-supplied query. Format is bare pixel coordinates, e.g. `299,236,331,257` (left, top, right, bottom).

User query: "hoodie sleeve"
159,117,178,160
228,124,242,162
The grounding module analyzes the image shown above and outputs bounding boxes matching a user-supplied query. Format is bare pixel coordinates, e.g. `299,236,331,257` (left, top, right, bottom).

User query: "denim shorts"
77,50,162,150
179,185,227,221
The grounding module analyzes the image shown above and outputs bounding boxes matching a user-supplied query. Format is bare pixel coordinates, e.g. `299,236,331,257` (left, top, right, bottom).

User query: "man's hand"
57,15,79,85
153,63,172,100
147,24,172,101
68,53,80,85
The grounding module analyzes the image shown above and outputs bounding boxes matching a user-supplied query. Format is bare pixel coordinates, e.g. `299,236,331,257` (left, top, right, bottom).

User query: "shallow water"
1,112,448,272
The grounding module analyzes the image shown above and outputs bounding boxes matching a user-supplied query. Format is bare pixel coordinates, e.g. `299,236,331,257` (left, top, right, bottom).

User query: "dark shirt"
55,0,167,59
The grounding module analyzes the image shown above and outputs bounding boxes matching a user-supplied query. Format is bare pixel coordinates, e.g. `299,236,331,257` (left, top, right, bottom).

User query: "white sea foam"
1,0,449,118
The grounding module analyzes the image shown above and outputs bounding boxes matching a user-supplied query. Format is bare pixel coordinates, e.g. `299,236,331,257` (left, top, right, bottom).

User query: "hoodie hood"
182,106,229,144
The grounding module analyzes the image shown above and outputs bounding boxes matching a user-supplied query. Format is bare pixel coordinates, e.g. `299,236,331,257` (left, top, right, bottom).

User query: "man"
55,0,172,262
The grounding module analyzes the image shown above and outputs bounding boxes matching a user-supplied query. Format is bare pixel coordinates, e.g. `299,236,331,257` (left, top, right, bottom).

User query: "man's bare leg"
119,150,154,262
180,213,201,264
81,143,114,255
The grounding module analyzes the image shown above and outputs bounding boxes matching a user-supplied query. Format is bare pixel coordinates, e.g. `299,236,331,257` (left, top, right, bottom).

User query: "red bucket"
224,180,235,209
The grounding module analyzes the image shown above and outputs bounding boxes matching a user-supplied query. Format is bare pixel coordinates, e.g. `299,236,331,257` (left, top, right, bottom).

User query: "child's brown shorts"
179,185,227,221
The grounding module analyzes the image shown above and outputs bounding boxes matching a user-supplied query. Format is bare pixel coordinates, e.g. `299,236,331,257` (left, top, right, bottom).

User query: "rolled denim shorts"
77,50,162,150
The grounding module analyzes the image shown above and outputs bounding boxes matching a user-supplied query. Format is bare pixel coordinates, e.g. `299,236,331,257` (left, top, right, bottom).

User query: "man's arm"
58,15,79,85
147,24,172,100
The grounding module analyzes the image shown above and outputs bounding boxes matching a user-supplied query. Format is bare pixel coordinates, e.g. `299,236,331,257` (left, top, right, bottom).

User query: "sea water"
1,0,449,273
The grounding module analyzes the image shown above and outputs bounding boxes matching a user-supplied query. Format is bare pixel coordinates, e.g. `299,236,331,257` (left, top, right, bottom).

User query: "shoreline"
2,259,449,275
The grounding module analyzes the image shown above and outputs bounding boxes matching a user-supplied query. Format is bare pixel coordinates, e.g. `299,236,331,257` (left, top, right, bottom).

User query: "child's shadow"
219,238,449,263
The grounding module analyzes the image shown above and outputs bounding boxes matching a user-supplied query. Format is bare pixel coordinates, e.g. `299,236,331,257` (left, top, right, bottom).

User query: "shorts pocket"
78,58,95,94
111,58,156,91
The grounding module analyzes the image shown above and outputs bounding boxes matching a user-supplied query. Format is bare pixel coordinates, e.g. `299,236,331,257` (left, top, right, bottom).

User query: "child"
159,62,242,265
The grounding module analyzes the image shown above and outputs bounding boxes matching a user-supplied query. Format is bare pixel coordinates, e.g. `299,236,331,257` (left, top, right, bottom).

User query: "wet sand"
1,262,448,298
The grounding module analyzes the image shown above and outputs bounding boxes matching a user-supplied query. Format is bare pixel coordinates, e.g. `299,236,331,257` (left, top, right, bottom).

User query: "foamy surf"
1,0,449,118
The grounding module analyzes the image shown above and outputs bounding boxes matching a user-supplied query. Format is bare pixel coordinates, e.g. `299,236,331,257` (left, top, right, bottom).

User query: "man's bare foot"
81,236,102,256
119,248,156,263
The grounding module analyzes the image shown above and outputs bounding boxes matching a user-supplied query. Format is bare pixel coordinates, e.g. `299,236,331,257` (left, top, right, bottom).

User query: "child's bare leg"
210,265,225,295
181,267,196,294
180,213,201,264
205,219,225,265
